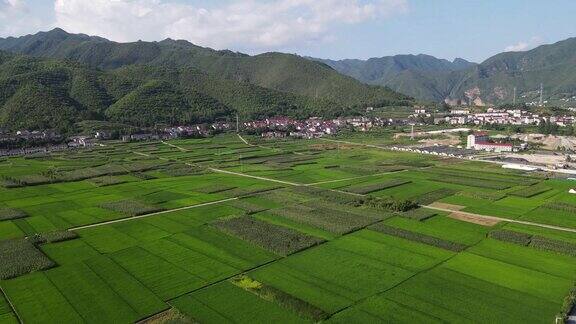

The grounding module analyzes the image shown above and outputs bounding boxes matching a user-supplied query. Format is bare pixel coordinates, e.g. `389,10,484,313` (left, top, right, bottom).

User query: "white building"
467,132,513,152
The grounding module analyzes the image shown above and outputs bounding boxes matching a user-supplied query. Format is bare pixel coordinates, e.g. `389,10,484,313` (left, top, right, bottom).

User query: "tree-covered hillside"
312,54,476,102
0,51,382,132
312,37,576,105
0,29,411,108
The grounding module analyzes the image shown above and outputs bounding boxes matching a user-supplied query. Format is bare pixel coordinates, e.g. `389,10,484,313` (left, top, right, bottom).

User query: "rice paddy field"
0,133,575,323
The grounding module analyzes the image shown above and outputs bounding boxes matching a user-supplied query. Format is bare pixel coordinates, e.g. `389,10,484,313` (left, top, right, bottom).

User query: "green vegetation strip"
370,223,467,252
0,208,27,221
271,204,376,235
399,208,438,221
0,231,78,279
489,229,576,257
413,188,458,205
100,200,164,216
508,186,552,198
213,216,324,256
345,179,411,194
231,275,328,321
542,202,576,214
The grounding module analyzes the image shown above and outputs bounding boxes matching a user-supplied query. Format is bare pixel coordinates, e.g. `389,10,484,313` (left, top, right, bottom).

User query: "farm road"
425,205,576,234
137,140,576,236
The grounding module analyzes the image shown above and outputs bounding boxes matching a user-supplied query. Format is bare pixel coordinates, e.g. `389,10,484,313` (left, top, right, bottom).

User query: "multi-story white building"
467,132,513,152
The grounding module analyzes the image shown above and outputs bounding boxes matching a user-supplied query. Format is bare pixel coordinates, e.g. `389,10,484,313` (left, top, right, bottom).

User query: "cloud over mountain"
52,0,408,51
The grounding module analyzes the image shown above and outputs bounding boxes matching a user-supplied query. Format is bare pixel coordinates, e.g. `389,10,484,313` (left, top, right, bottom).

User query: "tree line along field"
0,133,575,323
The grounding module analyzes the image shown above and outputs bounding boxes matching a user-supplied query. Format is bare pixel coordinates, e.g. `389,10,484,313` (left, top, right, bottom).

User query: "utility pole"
411,124,415,140
539,83,544,106
236,114,239,133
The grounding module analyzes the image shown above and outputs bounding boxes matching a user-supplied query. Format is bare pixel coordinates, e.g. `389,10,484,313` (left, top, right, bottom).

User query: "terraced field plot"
0,134,575,323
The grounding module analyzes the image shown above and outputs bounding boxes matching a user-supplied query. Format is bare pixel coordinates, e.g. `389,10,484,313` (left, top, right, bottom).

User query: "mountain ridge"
0,28,410,108
310,37,576,105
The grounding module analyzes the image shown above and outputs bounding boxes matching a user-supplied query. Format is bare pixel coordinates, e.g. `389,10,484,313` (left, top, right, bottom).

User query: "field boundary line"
69,197,239,231
153,140,576,235
0,285,22,324
208,167,301,186
324,236,484,321
425,206,576,233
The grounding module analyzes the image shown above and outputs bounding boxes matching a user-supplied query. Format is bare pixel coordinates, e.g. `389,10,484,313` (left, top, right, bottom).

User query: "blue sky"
1,0,575,62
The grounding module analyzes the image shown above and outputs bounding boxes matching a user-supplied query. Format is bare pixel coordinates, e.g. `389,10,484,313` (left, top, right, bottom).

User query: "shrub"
457,191,507,201
228,199,268,215
358,196,419,212
508,186,551,198
231,275,328,321
196,184,238,194
530,236,576,257
346,179,411,195
213,216,324,255
370,223,467,252
0,208,28,221
399,208,437,221
489,230,531,246
433,177,511,190
414,188,458,205
542,202,576,214
271,204,375,235
0,238,55,280
100,200,163,216
88,176,126,187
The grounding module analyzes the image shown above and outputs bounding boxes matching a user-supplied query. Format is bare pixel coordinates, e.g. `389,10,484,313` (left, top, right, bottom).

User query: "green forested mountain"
311,54,476,102
312,38,576,105
0,51,362,131
447,37,576,105
0,29,409,108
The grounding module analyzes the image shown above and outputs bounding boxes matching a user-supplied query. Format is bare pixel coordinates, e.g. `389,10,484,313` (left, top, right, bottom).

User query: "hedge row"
490,229,576,257
100,200,164,216
400,208,438,221
414,188,458,205
346,179,411,195
0,238,54,280
0,231,77,280
542,202,576,214
0,208,28,221
370,223,467,252
271,204,375,235
489,230,532,246
196,184,238,194
433,176,511,190
232,275,328,321
457,190,507,201
213,216,324,256
507,186,552,198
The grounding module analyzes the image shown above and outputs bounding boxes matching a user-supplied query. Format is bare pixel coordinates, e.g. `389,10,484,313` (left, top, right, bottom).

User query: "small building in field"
467,132,513,152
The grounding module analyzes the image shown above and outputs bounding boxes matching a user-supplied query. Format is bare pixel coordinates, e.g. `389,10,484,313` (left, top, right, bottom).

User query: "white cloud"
0,0,46,37
505,36,543,52
53,0,408,51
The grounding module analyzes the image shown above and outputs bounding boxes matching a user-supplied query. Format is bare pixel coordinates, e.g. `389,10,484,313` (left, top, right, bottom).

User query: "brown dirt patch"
448,212,500,227
429,202,466,211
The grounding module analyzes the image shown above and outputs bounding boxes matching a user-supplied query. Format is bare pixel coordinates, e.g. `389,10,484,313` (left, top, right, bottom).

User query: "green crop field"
0,133,575,323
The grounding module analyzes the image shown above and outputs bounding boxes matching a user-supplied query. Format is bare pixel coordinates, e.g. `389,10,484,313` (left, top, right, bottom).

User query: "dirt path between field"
148,141,576,235
448,212,501,226
425,205,576,233
69,197,239,231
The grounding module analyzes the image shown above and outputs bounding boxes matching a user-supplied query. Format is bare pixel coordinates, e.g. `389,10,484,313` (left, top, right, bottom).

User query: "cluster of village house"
413,108,576,126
